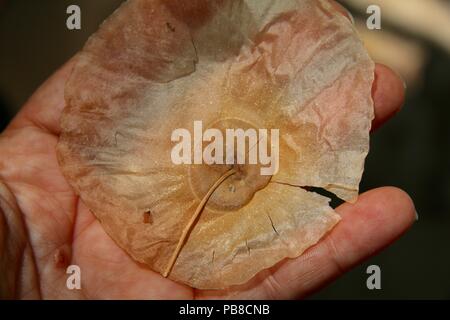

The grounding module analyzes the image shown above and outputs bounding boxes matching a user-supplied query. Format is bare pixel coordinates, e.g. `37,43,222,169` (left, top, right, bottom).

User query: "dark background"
0,0,449,299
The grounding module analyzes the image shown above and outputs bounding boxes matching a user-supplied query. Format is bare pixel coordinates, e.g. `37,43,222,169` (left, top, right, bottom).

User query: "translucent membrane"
57,0,374,289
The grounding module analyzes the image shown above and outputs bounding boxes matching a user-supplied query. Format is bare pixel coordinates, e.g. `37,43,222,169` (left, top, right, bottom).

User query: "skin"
0,2,415,300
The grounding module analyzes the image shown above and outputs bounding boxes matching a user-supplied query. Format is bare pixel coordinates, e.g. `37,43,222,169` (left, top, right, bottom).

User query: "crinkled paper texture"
57,0,374,289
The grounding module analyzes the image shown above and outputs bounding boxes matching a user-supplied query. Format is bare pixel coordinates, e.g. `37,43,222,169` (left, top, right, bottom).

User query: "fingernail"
393,68,408,91
401,74,408,90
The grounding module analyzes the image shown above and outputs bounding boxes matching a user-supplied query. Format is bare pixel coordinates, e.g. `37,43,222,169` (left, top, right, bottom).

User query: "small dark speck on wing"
166,22,176,32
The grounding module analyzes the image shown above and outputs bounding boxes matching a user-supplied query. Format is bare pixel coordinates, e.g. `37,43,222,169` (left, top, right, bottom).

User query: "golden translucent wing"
57,0,374,288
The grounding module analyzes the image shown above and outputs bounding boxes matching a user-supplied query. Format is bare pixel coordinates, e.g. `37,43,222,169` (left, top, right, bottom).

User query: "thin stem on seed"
163,167,238,278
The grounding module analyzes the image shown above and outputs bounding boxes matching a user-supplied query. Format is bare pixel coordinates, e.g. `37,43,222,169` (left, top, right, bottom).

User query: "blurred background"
0,0,449,299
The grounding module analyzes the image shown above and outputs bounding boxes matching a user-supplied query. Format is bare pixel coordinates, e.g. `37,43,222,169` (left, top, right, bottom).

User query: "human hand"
0,2,415,300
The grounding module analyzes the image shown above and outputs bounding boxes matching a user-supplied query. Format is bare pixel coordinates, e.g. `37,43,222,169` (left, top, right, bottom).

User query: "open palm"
0,25,416,298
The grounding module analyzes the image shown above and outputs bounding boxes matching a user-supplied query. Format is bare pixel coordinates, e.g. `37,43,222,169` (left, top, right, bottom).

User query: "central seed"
188,119,272,211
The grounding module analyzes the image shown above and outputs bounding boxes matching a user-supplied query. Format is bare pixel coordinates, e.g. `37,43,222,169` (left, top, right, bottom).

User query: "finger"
371,64,406,130
6,58,76,136
196,187,416,299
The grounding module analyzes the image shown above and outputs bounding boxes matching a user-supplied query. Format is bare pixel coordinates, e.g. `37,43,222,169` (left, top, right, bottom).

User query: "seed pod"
57,0,374,289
